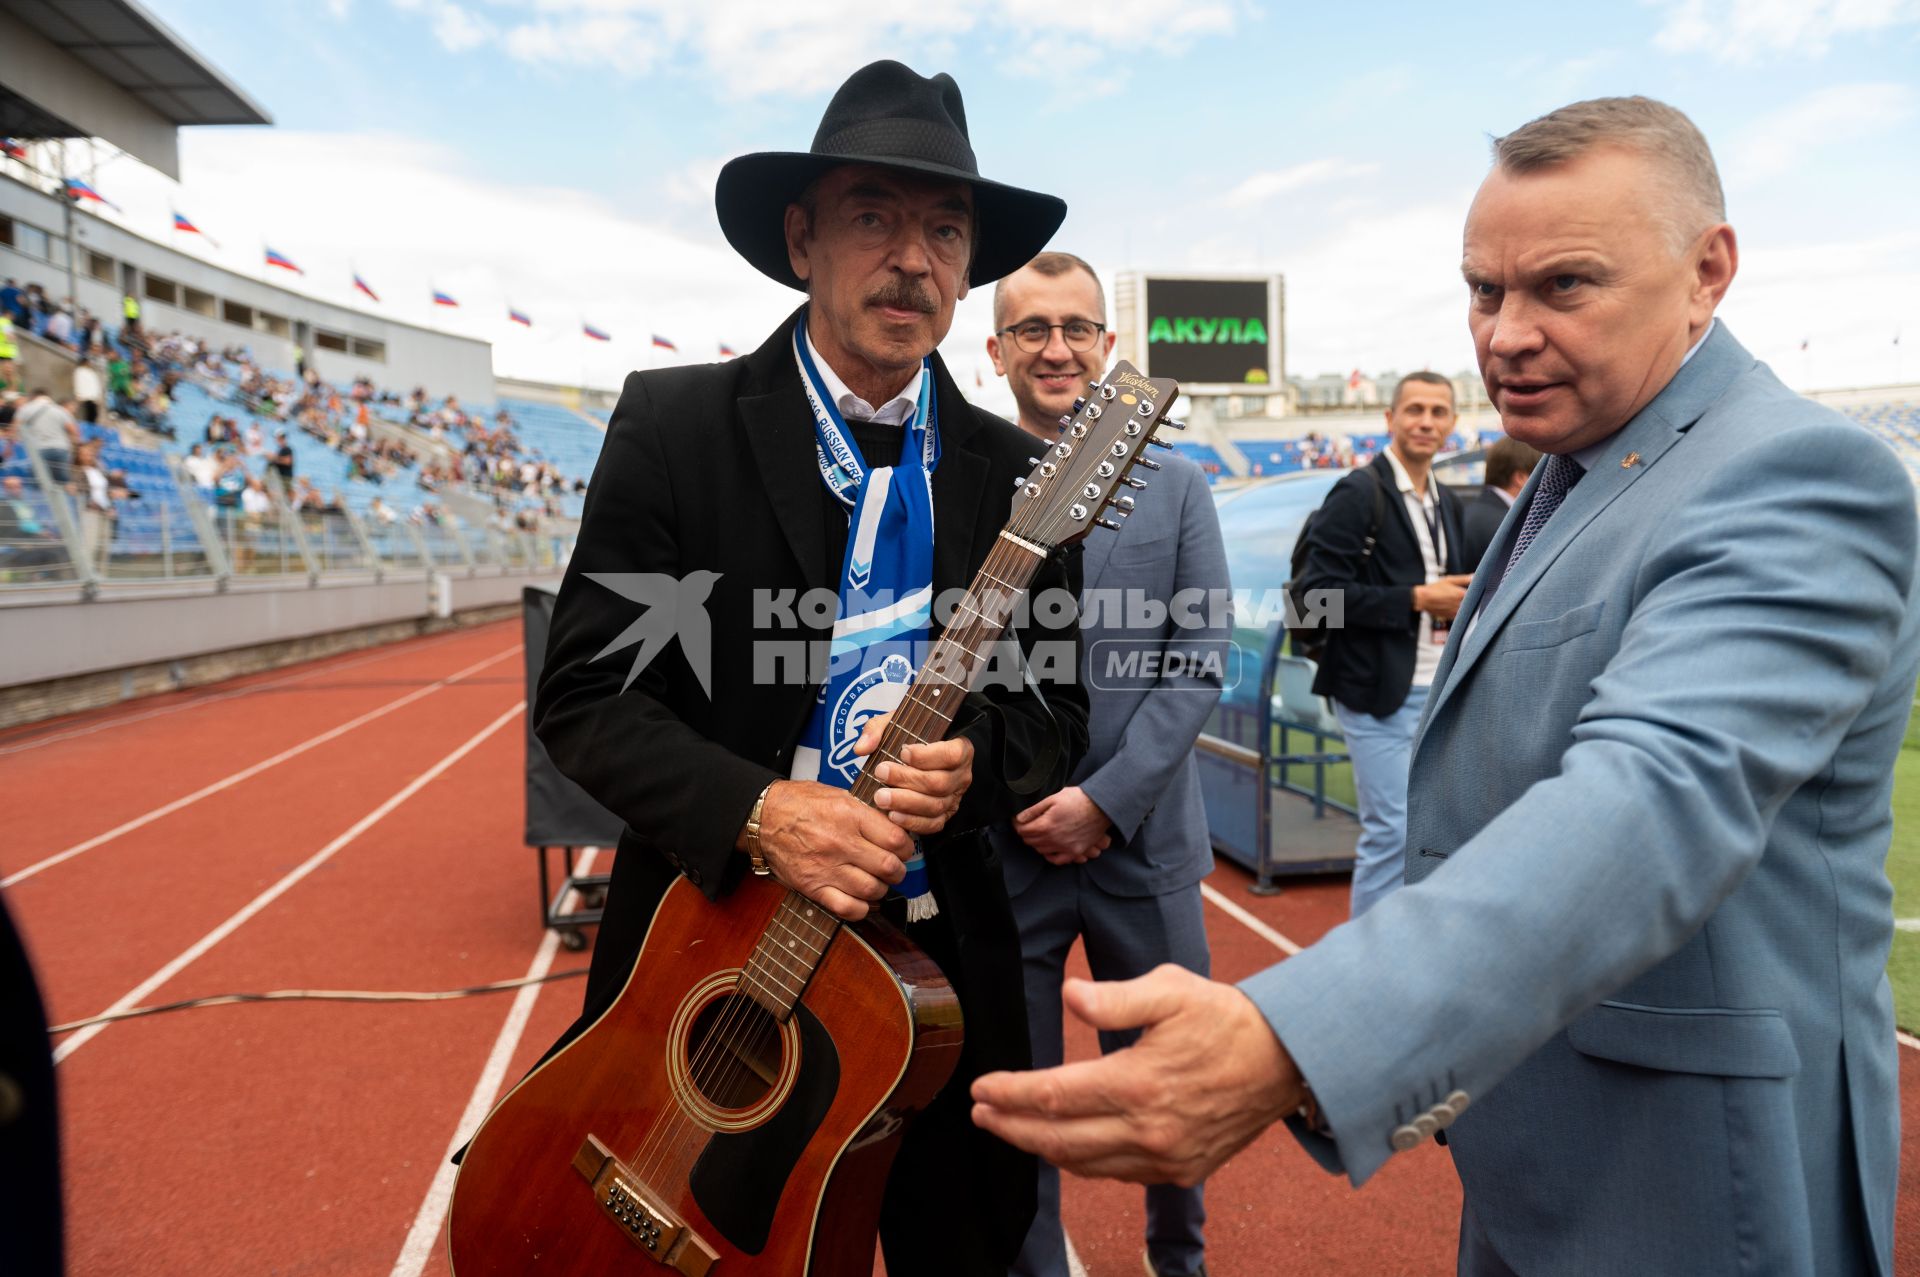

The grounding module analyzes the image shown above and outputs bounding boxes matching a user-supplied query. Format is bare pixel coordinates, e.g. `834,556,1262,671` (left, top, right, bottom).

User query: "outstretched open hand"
970,965,1303,1186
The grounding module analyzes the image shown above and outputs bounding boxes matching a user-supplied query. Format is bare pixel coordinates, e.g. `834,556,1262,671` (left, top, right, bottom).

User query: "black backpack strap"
1356,463,1389,564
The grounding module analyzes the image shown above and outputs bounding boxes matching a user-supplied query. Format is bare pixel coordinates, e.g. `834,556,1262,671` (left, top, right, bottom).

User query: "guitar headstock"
1010,360,1182,549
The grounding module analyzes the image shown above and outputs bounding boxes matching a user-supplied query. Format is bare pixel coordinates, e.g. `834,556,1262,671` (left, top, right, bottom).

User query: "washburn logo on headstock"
1111,369,1161,400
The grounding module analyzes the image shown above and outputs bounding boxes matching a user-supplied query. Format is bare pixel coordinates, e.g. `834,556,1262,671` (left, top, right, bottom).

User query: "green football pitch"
1888,708,1920,1031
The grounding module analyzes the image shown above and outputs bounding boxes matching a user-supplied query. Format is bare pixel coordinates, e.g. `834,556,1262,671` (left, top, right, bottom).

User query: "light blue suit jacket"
1242,324,1920,1275
996,455,1229,898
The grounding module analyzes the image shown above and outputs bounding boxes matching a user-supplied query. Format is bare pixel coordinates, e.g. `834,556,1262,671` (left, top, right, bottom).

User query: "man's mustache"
866,280,937,314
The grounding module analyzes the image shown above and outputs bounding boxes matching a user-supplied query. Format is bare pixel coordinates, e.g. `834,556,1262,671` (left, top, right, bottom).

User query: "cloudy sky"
61,0,1920,410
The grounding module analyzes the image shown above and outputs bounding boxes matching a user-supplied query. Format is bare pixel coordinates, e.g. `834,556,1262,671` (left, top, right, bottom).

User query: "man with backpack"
1292,371,1472,917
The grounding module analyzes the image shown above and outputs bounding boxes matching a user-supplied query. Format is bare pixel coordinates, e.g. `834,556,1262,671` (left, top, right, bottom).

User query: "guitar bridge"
573,1134,721,1275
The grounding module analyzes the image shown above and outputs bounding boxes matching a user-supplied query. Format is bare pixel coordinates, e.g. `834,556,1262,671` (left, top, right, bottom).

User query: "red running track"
3,619,1915,1275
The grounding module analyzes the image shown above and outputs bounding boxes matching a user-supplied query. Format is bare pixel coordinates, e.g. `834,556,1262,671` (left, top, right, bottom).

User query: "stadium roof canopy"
0,0,270,180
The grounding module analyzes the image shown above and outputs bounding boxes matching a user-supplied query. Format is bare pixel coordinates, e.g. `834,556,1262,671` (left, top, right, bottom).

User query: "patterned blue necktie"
1499,454,1583,586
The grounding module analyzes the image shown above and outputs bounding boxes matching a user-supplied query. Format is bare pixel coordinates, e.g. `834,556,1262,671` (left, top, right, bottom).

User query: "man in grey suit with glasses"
975,98,1918,1277
987,251,1230,1277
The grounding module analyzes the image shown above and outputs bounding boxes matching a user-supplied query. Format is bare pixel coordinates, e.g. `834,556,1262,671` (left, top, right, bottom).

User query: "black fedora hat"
715,60,1067,291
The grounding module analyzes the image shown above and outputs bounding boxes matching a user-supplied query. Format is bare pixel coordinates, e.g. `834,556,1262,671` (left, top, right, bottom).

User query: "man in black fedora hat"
533,60,1089,1272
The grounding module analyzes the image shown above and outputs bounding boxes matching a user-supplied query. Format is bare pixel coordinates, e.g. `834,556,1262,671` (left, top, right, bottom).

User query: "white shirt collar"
1381,445,1437,501
1681,317,1715,370
1493,486,1518,508
805,326,924,427
1570,318,1717,472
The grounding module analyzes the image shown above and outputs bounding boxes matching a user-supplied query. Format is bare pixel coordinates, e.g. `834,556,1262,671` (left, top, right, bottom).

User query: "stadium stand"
493,397,605,519
2,258,602,612
1171,441,1226,476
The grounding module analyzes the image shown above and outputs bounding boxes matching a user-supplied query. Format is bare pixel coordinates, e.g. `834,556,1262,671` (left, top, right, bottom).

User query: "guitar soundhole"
684,993,785,1111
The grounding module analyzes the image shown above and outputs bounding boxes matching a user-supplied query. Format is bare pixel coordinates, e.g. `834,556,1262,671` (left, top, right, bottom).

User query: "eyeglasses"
996,320,1107,354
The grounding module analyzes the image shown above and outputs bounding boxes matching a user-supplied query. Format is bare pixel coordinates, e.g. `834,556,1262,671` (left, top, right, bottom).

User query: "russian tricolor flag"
651,335,677,352
432,289,459,308
172,210,221,248
583,323,611,342
265,247,304,275
64,177,121,212
719,343,738,357
508,307,532,327
353,273,380,303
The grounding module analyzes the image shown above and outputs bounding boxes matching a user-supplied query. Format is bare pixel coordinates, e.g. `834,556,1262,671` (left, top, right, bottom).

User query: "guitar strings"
627,535,1044,1187
637,455,1067,1175
638,538,1032,1181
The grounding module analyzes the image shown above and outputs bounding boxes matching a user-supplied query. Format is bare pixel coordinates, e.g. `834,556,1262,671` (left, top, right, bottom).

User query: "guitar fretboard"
740,535,1048,1020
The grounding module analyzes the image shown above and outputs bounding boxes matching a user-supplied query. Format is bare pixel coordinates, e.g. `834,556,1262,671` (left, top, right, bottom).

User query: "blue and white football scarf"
789,314,942,921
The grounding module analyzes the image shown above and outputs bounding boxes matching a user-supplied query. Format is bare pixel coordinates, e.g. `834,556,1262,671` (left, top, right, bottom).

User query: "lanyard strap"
1414,484,1444,567
792,315,938,510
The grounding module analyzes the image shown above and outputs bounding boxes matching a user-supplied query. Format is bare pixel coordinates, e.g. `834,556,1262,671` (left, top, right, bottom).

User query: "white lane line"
0,625,483,757
3,645,521,888
388,848,598,1277
1895,918,1920,932
1200,882,1302,956
1900,1030,1920,1053
51,701,526,1064
1064,1232,1089,1277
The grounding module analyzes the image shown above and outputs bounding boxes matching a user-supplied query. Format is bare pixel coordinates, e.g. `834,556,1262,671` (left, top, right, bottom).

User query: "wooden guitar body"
448,874,962,1275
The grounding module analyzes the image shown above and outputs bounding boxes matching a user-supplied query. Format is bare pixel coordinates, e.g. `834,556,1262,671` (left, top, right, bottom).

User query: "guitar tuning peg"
1094,516,1124,531
1057,414,1074,428
1087,379,1102,391
1071,397,1086,414
1148,436,1176,451
1107,494,1136,512
1161,417,1187,430
1134,456,1162,472
1028,456,1043,466
1121,475,1148,489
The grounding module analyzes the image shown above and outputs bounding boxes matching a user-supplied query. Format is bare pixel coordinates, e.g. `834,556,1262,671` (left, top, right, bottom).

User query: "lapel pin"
1621,451,1641,469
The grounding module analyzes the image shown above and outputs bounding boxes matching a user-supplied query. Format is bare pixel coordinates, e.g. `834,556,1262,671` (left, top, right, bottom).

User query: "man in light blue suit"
986,252,1230,1277
973,97,1918,1275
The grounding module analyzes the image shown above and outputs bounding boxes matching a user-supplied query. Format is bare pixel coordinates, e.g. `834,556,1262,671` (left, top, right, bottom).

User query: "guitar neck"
741,532,1050,1020
850,533,1048,806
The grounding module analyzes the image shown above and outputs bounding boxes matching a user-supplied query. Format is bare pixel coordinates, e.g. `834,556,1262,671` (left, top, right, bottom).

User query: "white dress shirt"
805,328,924,428
1382,447,1449,688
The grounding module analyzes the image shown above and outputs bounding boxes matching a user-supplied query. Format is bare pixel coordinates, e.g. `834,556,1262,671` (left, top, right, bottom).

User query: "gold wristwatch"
745,783,775,875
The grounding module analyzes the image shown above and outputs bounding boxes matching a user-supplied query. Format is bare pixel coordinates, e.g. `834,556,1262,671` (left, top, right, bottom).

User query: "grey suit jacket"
997,455,1230,899
1242,324,1920,1275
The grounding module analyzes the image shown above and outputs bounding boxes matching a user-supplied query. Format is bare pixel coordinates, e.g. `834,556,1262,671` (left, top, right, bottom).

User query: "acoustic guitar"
447,361,1182,1274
